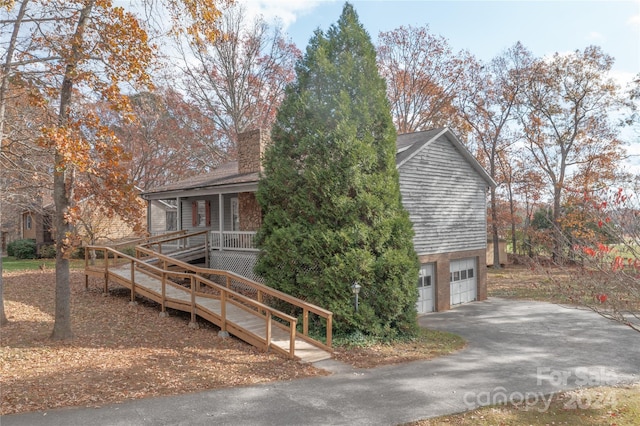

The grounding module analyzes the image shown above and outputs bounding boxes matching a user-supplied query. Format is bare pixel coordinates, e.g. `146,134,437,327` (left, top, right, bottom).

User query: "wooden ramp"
85,237,333,363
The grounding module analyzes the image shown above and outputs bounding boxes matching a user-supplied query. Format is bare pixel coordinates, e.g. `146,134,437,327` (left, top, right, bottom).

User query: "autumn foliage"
554,186,640,331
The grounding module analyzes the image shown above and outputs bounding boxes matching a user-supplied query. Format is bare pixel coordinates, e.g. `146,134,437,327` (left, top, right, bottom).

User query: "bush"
7,239,37,259
39,244,56,259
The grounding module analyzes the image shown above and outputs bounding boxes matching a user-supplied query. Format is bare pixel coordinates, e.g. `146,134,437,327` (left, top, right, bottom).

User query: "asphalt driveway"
3,298,639,425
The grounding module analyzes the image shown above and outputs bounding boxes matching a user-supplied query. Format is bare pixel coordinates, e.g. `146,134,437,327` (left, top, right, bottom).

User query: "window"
231,198,239,231
453,271,460,281
461,270,467,280
198,201,206,227
468,268,474,279
191,200,211,227
25,215,32,230
417,275,431,288
166,211,177,231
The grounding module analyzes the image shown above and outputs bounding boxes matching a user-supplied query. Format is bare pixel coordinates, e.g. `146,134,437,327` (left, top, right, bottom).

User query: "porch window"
166,211,177,231
192,200,211,227
231,198,239,231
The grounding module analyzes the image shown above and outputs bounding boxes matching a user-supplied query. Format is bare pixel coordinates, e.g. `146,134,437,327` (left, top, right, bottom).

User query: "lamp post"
351,282,361,312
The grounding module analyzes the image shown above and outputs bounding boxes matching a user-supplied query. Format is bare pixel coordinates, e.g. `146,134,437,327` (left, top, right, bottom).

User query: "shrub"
7,239,37,259
39,244,56,259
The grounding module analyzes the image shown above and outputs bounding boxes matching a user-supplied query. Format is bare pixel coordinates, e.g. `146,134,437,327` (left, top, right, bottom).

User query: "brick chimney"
237,129,270,174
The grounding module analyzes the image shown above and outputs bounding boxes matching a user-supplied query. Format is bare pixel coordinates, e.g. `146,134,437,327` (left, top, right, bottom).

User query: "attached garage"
450,258,477,306
416,263,435,314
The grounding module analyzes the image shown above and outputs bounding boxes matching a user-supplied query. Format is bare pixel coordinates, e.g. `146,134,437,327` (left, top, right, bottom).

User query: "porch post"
146,200,151,234
176,197,182,249
218,193,223,251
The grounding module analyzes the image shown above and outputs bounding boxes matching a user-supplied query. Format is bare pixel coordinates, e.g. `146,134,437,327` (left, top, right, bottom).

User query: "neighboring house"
2,195,144,253
1,201,47,254
142,128,496,313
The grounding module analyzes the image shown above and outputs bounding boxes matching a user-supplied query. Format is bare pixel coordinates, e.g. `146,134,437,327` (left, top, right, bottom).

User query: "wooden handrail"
86,244,302,358
133,243,333,348
137,230,208,249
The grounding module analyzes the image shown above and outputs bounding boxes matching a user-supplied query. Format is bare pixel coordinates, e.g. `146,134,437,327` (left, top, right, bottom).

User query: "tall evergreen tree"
255,3,419,338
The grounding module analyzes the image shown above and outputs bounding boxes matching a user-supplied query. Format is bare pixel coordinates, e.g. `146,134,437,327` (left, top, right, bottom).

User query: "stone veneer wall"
239,192,262,232
238,128,270,174
237,129,269,232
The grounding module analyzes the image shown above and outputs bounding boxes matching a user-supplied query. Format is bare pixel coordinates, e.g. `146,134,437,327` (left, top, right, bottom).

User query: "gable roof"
142,161,260,199
396,128,496,187
143,127,495,199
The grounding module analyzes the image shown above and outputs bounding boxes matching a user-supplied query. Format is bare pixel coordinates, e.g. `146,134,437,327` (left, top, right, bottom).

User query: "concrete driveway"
3,298,639,425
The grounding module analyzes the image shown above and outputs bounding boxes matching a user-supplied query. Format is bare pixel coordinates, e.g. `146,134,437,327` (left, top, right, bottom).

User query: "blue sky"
244,0,639,171
246,0,639,84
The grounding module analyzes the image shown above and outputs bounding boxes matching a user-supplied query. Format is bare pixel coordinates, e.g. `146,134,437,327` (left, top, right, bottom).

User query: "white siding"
149,202,166,234
399,135,488,255
180,194,235,232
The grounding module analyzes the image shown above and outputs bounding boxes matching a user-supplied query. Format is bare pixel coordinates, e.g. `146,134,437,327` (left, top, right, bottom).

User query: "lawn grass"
1,257,85,272
408,383,640,425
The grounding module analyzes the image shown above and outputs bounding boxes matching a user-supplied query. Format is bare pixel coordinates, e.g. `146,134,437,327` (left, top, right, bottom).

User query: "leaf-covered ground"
0,271,325,415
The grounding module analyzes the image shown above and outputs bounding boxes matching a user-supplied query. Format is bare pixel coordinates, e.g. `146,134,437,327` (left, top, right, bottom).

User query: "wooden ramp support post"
104,249,109,295
129,258,137,305
159,271,168,318
220,290,227,334
189,275,198,329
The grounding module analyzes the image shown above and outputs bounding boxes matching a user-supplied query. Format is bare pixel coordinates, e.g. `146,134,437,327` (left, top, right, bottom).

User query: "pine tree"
255,3,419,338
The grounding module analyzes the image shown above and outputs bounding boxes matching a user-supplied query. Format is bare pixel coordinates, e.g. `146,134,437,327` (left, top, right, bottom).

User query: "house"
141,128,496,313
3,199,55,253
2,194,144,255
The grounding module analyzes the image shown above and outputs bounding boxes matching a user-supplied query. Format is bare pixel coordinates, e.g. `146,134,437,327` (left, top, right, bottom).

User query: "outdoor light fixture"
351,282,361,312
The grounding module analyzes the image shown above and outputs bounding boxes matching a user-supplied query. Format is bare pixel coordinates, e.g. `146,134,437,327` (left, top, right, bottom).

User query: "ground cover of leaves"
487,264,573,303
0,271,324,415
1,270,465,416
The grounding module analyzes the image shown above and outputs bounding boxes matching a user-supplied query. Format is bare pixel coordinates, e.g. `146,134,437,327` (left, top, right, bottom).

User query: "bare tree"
457,42,532,268
377,24,470,136
179,3,300,152
520,46,625,262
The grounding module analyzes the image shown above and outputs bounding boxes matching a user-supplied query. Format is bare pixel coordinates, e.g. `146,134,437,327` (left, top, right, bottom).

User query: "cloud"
586,31,605,42
628,13,640,27
241,0,332,29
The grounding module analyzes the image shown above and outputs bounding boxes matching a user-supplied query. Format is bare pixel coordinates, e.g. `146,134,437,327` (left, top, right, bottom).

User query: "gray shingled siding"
399,135,487,255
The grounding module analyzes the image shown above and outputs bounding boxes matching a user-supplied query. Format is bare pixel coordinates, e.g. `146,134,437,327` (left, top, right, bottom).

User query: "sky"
243,0,640,173
244,0,639,84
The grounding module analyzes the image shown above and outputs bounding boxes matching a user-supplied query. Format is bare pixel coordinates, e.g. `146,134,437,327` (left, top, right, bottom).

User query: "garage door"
416,263,435,313
450,258,477,306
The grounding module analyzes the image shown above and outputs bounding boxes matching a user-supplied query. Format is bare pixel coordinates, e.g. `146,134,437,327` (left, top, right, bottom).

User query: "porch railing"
210,231,257,251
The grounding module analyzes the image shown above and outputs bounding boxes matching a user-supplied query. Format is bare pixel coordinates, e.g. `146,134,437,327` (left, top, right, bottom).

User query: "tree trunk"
50,0,94,340
0,251,7,326
490,186,501,269
0,0,31,328
552,184,563,264
51,149,74,339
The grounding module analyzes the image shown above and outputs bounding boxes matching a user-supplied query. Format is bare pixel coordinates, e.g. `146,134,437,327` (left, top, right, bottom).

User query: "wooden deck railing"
85,245,301,359
133,243,333,351
137,230,208,256
210,231,258,251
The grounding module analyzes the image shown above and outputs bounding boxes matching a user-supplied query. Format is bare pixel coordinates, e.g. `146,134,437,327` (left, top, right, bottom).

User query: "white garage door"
416,263,435,313
450,258,477,306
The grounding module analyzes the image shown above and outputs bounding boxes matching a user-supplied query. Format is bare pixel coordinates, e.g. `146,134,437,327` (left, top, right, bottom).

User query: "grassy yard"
1,256,85,272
